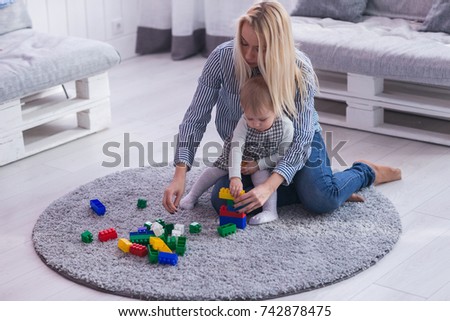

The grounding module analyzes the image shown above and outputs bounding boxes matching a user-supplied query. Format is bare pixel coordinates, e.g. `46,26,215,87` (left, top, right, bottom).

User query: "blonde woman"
163,1,401,220
179,75,294,225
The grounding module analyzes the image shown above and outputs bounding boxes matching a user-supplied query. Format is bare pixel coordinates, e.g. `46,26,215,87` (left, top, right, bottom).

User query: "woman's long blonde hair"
234,1,316,118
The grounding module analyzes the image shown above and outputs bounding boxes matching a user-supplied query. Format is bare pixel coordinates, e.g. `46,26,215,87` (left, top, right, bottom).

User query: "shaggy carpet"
32,166,401,301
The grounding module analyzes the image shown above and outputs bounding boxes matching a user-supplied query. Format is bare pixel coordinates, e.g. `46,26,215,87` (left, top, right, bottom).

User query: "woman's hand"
241,160,259,175
162,164,187,214
234,183,272,213
234,172,284,213
229,177,243,199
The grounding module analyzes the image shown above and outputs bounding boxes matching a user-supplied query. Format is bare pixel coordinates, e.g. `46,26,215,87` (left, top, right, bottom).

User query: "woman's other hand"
162,164,187,214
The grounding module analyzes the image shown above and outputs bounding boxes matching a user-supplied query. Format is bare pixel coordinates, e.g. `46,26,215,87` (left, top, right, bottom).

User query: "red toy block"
130,243,148,257
98,228,118,242
219,205,246,218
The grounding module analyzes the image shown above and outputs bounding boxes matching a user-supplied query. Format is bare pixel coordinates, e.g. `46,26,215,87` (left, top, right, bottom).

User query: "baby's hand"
229,177,243,199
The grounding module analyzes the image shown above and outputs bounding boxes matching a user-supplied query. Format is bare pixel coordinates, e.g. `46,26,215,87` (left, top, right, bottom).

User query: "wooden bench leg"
75,73,112,131
0,100,26,165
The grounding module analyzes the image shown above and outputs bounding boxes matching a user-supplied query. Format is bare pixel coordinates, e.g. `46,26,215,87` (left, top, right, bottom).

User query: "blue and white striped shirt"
175,40,321,185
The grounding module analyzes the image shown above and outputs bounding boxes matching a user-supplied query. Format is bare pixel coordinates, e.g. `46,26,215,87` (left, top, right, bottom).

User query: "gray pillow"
0,0,32,36
364,0,433,21
291,0,369,22
420,0,450,33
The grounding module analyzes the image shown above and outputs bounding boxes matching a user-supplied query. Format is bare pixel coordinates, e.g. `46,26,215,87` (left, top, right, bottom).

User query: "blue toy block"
220,215,247,229
90,199,106,215
158,252,178,266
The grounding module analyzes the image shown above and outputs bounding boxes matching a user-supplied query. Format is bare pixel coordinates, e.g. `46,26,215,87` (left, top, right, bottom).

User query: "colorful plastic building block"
158,252,178,266
151,222,164,237
129,232,153,245
81,230,93,243
165,236,176,251
218,187,245,201
137,198,147,209
118,238,132,252
219,205,247,229
144,221,152,230
164,223,175,236
147,246,159,264
217,223,236,237
189,222,202,234
90,199,106,215
174,224,184,235
98,228,118,242
149,237,172,253
176,236,187,256
130,243,148,257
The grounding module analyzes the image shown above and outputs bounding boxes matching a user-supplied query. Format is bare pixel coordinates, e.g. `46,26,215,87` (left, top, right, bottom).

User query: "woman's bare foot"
356,160,402,185
347,193,365,202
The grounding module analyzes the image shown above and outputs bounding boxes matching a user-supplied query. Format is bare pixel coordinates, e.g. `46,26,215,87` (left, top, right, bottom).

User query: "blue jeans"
210,131,375,214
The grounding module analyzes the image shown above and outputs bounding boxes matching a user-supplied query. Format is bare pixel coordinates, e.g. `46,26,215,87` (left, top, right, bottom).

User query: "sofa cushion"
0,0,32,36
291,0,368,22
364,0,433,21
0,29,121,103
291,16,450,86
420,0,450,34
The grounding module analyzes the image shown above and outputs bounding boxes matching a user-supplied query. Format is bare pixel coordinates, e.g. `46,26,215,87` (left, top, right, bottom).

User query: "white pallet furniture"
314,71,450,146
0,73,112,166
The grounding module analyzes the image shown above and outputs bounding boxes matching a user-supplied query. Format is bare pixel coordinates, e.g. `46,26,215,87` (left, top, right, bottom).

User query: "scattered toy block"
147,246,159,264
165,236,176,251
151,222,164,236
158,252,178,266
90,199,106,216
176,236,187,256
189,222,202,234
137,198,147,209
164,223,175,236
149,237,172,253
137,226,147,233
129,232,153,245
98,228,118,242
155,219,166,227
118,238,132,252
81,230,93,243
130,243,148,257
174,223,184,235
144,221,152,230
217,223,236,237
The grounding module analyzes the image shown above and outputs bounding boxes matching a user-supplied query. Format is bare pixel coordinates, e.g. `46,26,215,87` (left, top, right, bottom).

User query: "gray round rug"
32,166,402,301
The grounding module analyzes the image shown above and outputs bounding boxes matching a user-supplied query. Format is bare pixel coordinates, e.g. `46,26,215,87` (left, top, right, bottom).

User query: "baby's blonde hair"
234,0,317,118
240,75,273,116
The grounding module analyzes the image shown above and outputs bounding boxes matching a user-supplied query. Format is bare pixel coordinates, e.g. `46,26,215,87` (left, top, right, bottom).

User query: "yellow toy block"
149,237,172,253
117,238,132,253
218,187,245,201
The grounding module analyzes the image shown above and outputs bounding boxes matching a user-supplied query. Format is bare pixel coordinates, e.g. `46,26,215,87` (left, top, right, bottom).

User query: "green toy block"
166,236,177,251
217,223,236,237
176,236,187,256
164,223,174,235
130,234,151,245
155,219,166,227
226,199,234,207
147,245,159,264
81,230,93,243
144,221,152,230
189,222,202,234
137,198,147,209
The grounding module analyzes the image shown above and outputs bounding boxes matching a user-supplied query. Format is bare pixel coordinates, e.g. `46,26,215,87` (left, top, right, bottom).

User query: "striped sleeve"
272,53,318,185
174,47,223,168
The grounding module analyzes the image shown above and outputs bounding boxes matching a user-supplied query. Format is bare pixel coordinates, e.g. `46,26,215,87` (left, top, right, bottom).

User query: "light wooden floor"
1,53,450,301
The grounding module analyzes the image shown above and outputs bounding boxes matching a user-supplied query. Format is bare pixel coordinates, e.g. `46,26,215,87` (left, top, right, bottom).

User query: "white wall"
24,0,140,60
